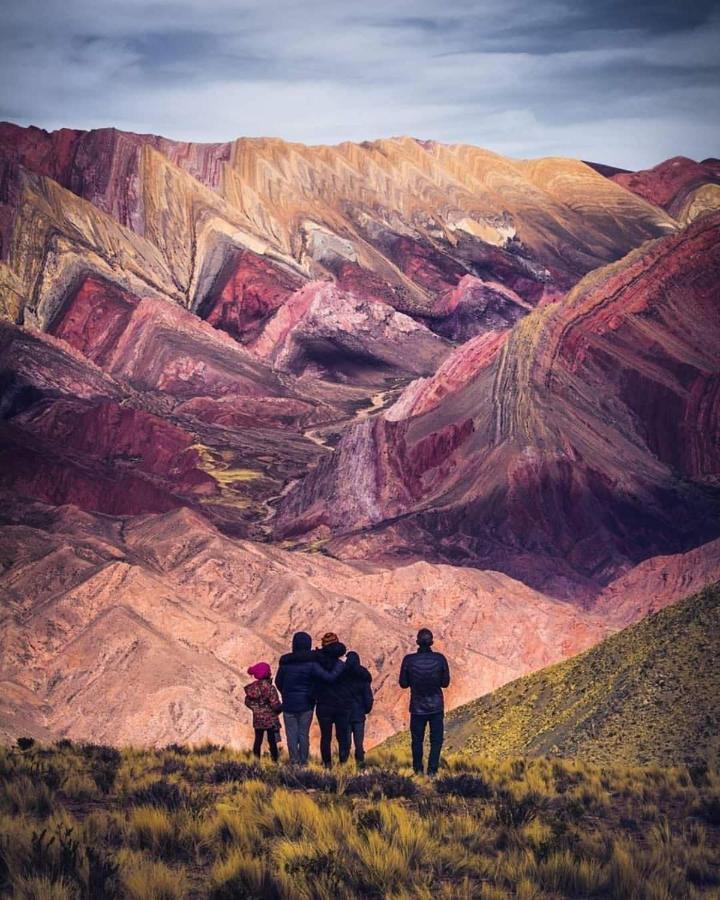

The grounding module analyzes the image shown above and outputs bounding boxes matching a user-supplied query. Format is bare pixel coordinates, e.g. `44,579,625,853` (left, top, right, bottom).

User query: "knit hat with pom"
321,632,339,648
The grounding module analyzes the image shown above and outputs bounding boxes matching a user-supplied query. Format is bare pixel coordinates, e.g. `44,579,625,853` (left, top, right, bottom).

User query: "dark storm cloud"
0,0,718,167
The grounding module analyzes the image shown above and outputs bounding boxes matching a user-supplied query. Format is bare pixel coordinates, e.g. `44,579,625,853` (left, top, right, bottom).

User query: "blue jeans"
348,718,366,762
283,709,313,765
410,712,444,774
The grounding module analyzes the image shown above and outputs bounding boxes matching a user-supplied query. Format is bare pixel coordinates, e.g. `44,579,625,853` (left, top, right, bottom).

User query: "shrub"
210,851,281,899
695,793,720,827
534,850,603,895
1,776,54,817
494,789,541,829
193,743,222,756
61,773,97,802
130,780,186,811
345,771,418,799
606,840,642,898
126,807,177,857
435,774,493,799
351,829,407,894
277,766,337,792
163,744,190,756
85,845,120,898
161,758,188,777
119,850,188,900
16,738,36,753
79,745,121,795
9,874,77,898
209,761,261,784
261,790,324,840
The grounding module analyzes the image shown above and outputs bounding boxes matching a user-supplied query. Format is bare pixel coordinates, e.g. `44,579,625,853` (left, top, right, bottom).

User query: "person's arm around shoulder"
311,659,345,682
440,653,450,689
399,654,411,689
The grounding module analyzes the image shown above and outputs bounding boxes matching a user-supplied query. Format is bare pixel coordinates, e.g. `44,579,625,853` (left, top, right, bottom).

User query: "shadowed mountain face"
0,122,719,746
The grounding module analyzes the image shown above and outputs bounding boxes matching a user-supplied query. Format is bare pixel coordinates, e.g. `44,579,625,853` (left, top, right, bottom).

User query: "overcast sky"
1,0,718,168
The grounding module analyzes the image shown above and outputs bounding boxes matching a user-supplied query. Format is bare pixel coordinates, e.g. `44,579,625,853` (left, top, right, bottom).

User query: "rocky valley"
0,123,718,747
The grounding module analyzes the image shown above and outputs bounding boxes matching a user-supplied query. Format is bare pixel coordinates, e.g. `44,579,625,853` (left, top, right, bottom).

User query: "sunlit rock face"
0,122,676,335
0,122,719,748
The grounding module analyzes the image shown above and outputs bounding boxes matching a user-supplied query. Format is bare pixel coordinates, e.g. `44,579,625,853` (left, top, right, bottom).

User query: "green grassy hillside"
438,583,720,766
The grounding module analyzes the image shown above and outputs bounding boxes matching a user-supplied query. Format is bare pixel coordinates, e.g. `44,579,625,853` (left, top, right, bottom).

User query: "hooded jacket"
342,651,374,723
244,678,282,730
313,641,354,715
399,646,450,716
275,632,344,714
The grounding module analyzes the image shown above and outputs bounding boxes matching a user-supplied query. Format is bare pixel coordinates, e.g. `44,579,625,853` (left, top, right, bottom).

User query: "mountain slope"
440,583,720,766
0,493,611,746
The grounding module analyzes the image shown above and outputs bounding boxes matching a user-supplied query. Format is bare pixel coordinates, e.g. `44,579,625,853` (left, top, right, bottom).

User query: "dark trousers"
410,712,444,774
348,718,366,762
283,709,313,765
253,727,279,762
317,710,350,767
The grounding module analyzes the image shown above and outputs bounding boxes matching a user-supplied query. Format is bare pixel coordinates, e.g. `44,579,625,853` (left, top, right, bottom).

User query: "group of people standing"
244,627,451,775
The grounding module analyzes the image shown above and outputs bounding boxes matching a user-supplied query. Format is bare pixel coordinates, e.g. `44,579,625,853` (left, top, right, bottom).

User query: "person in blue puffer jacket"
275,631,344,765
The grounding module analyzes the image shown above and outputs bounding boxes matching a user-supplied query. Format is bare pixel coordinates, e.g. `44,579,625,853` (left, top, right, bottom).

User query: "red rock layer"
199,249,304,342
50,276,139,367
249,281,451,381
612,156,720,217
0,317,327,529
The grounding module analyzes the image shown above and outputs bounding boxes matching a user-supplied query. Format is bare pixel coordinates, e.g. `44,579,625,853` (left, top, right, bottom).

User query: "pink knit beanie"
247,662,271,680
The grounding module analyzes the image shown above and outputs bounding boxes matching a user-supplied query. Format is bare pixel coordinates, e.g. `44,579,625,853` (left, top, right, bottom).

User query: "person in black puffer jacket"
314,632,353,767
343,651,373,764
399,628,450,776
275,631,344,765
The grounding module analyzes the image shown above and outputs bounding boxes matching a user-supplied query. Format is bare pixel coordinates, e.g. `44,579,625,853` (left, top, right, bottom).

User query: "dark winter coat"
313,641,354,715
399,647,450,716
342,651,374,723
244,678,282,730
275,632,344,714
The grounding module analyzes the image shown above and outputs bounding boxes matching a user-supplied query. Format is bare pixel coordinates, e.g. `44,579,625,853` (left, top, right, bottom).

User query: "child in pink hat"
244,662,282,761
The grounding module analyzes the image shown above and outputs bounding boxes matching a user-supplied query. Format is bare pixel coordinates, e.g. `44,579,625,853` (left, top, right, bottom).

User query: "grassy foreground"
2,741,720,898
